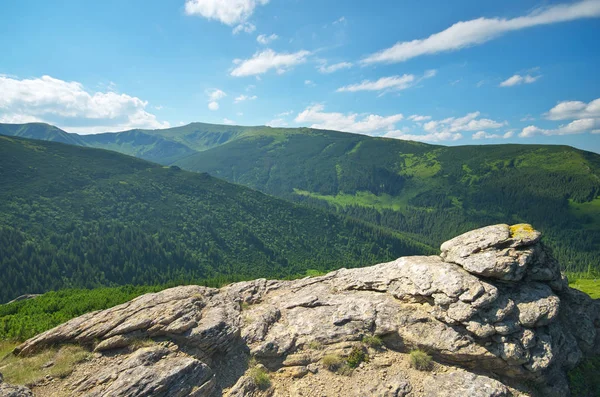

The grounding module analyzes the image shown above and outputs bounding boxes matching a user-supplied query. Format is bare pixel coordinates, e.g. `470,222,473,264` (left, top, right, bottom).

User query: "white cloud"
423,112,507,134
234,94,258,103
257,33,278,44
184,0,269,25
519,97,600,137
231,49,311,77
206,89,226,111
333,16,346,25
337,70,436,93
223,118,236,125
266,118,288,127
233,22,256,34
408,115,432,122
362,0,600,64
499,74,541,87
208,89,227,101
384,130,463,142
318,62,353,74
277,110,294,117
295,104,403,134
304,80,316,86
0,75,169,134
390,112,506,143
546,98,600,120
519,118,600,137
472,130,514,139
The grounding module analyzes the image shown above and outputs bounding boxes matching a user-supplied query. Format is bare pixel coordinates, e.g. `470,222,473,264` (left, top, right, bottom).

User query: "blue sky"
1,0,599,153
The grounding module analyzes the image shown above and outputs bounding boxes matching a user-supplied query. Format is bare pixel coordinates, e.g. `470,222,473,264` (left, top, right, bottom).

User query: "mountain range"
0,134,431,303
1,122,599,275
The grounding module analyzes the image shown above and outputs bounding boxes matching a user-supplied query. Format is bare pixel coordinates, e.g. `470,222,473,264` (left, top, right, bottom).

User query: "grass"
321,354,344,371
0,340,18,360
248,364,271,390
409,349,432,371
346,346,367,368
569,279,600,299
307,340,323,350
362,335,383,349
293,189,408,212
0,345,90,385
568,355,600,397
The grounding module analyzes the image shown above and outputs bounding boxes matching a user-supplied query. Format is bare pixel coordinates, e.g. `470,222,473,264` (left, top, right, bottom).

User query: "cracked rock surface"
10,224,600,397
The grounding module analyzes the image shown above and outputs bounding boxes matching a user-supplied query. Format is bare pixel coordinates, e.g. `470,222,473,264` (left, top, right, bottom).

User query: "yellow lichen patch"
510,224,536,239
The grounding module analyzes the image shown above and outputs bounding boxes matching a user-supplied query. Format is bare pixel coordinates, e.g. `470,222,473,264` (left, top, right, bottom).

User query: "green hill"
2,122,599,272
0,135,432,303
173,130,600,273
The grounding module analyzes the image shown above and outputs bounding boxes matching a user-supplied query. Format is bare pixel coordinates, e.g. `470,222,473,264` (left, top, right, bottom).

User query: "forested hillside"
0,135,431,303
174,130,600,272
3,122,599,272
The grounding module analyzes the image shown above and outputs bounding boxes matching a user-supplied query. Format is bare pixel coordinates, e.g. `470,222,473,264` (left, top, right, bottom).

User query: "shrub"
248,365,271,390
409,349,432,371
321,354,344,371
362,335,383,349
347,346,367,368
568,355,600,397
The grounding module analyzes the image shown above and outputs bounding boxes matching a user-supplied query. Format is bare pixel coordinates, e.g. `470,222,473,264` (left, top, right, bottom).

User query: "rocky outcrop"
0,377,34,397
11,224,600,396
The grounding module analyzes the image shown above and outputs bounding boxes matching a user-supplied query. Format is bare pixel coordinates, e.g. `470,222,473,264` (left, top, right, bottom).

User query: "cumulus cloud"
383,130,463,142
223,118,236,125
0,75,168,134
337,70,436,93
234,94,257,103
304,80,316,86
393,112,507,143
545,98,600,120
231,49,311,77
499,74,541,87
233,22,256,34
318,62,353,74
362,0,600,64
424,112,506,133
519,97,600,137
266,118,288,127
295,104,403,134
408,115,432,122
472,130,514,139
185,0,269,32
520,118,600,137
257,33,278,44
206,89,226,111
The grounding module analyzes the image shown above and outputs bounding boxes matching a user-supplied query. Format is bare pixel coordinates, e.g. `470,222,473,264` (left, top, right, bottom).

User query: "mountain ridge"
0,134,431,303
2,122,599,273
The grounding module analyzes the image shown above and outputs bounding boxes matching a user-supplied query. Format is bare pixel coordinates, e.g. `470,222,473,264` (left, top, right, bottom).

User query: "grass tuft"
362,335,383,349
248,365,271,390
409,349,432,371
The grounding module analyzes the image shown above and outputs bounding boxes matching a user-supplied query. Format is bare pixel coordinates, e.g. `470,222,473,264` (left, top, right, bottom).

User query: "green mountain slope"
0,123,87,147
78,130,197,164
2,122,599,272
0,135,431,303
174,131,600,272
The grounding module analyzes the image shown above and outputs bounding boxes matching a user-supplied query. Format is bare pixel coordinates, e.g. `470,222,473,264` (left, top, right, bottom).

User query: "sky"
0,0,599,153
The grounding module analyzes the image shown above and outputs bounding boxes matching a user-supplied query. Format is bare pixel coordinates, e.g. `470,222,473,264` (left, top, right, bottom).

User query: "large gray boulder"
12,224,600,397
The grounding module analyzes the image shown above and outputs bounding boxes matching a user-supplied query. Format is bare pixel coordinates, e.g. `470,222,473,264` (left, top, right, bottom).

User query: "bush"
409,349,432,371
568,356,600,397
362,335,383,349
347,346,367,368
321,354,344,371
248,365,271,390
